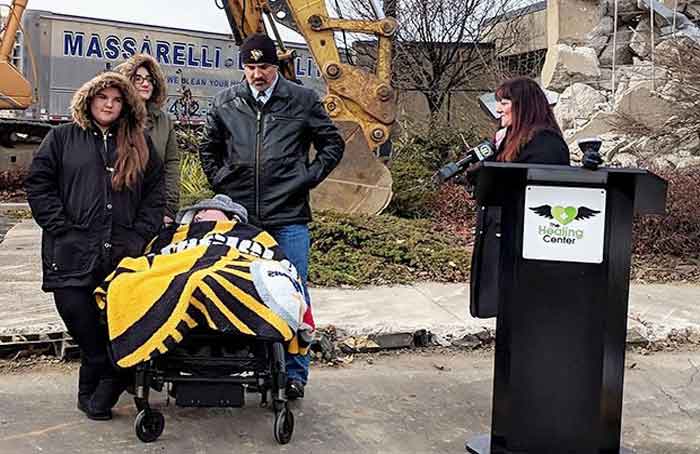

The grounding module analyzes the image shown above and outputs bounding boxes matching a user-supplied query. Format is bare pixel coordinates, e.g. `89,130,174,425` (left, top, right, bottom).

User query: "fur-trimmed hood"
70,72,147,131
114,54,168,108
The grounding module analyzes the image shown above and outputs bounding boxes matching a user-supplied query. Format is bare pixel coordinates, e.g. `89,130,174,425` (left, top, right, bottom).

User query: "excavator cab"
219,0,397,214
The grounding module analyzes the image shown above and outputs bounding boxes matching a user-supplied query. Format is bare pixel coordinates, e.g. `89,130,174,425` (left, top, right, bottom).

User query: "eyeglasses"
133,75,155,85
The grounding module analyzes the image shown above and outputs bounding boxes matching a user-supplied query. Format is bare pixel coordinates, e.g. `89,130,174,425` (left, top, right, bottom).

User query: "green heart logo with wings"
530,205,600,225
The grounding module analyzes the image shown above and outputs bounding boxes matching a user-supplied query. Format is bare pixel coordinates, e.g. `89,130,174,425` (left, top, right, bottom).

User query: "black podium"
466,163,667,454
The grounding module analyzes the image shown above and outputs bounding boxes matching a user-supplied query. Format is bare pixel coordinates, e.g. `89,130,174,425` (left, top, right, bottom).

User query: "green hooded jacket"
115,54,181,219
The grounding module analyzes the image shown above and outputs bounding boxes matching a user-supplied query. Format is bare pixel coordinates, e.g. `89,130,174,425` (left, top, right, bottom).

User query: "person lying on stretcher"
94,194,315,369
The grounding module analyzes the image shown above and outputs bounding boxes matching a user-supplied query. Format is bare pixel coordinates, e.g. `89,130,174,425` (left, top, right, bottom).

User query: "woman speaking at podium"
493,76,569,164
470,77,569,318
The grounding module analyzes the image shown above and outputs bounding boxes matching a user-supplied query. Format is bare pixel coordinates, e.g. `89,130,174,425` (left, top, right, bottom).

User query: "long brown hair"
111,110,149,191
495,77,562,162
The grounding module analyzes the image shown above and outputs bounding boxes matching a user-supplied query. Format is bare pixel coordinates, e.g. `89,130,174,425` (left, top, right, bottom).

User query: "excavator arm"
0,0,32,109
220,0,397,214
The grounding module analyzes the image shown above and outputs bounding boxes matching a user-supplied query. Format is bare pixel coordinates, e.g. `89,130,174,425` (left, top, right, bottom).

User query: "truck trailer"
1,8,324,172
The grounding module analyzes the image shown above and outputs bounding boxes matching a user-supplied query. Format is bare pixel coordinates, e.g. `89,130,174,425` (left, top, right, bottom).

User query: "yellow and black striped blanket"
94,220,312,368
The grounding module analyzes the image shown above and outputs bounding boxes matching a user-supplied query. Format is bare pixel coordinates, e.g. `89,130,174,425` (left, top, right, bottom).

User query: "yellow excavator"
0,0,51,164
1,0,397,214
0,0,29,110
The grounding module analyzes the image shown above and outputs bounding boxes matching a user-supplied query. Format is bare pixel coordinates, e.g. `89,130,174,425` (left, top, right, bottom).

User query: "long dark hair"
89,85,149,191
495,77,562,162
112,115,149,191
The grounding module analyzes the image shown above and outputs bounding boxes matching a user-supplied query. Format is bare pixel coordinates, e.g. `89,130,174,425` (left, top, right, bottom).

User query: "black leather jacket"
199,77,345,228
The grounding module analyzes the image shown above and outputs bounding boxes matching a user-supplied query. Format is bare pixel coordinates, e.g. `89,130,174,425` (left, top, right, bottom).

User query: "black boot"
77,363,98,409
76,362,112,421
90,377,126,416
77,398,113,421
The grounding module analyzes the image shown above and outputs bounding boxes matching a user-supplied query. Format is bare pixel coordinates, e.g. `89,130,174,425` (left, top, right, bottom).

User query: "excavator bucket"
310,121,393,215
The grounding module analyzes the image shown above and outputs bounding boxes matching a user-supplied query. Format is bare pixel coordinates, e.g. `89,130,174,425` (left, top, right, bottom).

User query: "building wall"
393,2,551,134
396,90,497,138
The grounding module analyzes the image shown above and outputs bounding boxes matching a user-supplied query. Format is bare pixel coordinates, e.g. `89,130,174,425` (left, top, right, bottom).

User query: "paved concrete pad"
1,220,698,343
0,349,698,454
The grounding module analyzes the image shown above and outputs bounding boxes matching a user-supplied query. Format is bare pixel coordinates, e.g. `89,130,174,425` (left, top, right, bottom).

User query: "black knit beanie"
240,34,279,65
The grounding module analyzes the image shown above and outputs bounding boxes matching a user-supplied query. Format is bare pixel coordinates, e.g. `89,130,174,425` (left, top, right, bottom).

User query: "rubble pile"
545,0,700,169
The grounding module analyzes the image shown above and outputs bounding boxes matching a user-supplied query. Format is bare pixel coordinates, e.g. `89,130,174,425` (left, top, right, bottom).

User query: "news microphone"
433,141,497,183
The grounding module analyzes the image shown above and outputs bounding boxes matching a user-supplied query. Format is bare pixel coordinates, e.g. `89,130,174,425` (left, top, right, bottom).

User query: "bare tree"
342,0,529,117
654,38,700,142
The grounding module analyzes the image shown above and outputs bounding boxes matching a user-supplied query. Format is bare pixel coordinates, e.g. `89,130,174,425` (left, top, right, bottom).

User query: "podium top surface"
475,163,667,215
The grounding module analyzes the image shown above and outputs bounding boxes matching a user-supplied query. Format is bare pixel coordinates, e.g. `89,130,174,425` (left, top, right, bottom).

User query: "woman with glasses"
116,54,181,224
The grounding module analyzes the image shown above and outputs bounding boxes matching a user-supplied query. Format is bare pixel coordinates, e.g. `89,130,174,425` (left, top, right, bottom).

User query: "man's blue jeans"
266,223,311,384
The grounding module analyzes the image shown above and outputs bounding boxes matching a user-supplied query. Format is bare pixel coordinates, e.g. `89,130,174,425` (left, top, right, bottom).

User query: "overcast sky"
22,0,305,42
18,0,542,42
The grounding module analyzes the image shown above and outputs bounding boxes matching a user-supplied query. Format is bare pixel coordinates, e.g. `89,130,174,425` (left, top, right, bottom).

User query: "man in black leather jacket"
199,34,344,399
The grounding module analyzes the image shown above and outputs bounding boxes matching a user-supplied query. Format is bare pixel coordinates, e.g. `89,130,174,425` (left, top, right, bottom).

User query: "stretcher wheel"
135,409,165,443
273,408,294,444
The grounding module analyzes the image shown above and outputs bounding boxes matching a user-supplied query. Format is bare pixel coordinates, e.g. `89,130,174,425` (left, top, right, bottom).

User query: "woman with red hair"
469,77,569,318
494,77,569,164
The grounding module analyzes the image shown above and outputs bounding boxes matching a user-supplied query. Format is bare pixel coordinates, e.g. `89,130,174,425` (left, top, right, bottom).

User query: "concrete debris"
599,27,634,66
452,334,481,349
565,111,619,159
554,83,607,130
340,336,381,353
310,331,335,357
614,82,676,130
432,334,453,348
412,329,432,348
546,0,700,171
629,17,654,58
627,326,651,345
372,332,414,350
586,16,614,54
610,152,639,167
542,44,602,91
474,329,494,343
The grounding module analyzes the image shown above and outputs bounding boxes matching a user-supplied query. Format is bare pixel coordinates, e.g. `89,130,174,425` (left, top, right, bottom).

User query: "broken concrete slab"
566,111,620,156
630,17,654,58
542,44,602,91
554,82,607,130
372,332,414,349
638,0,699,29
599,27,634,66
586,15,614,54
547,0,607,47
614,81,677,130
452,334,481,349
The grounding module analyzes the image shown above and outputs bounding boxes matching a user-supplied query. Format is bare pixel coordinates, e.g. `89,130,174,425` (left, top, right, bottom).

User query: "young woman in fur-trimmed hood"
26,71,164,421
116,54,181,223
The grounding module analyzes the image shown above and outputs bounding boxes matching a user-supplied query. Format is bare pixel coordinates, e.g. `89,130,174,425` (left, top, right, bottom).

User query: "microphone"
433,141,497,184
